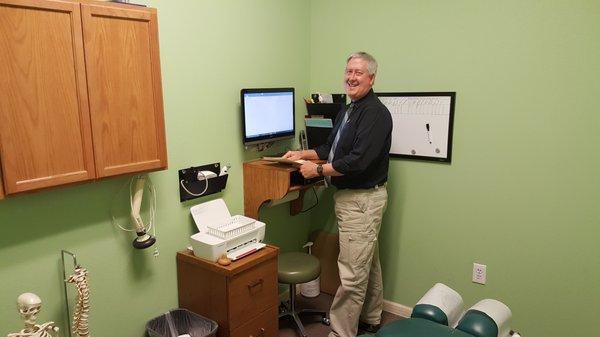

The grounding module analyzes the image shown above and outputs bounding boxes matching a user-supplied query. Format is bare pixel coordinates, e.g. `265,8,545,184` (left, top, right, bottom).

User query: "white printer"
189,198,265,262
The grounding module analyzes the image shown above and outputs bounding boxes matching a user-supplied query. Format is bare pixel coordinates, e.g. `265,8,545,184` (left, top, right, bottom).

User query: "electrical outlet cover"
472,263,487,284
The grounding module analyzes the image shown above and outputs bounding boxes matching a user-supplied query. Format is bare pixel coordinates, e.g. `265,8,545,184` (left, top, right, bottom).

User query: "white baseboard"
383,299,412,318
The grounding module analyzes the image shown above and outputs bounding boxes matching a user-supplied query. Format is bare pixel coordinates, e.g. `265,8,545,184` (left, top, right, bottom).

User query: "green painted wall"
2,1,599,337
309,1,600,337
0,1,310,336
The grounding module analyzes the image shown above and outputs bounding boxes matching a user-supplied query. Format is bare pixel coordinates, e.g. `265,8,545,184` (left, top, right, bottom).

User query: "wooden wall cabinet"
177,246,280,337
0,0,167,196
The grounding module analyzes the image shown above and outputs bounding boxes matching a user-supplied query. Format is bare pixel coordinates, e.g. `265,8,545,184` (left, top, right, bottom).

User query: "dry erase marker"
425,123,432,144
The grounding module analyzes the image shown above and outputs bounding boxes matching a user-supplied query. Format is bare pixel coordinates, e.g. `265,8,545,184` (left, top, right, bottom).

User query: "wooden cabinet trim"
83,1,154,19
0,0,76,11
0,156,5,199
12,171,91,193
148,9,167,168
100,159,164,178
177,245,279,277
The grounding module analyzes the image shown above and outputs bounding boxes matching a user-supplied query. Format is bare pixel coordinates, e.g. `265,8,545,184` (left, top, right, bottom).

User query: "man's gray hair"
347,52,378,75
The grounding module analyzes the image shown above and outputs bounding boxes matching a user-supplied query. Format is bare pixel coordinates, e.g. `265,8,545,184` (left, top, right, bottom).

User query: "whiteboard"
378,92,456,163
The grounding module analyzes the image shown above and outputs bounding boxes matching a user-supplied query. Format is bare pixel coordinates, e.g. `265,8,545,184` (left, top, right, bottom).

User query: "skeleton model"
7,293,59,337
66,266,91,337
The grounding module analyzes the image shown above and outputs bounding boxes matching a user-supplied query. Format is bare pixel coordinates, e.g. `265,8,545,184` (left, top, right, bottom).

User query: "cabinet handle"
247,278,264,289
250,327,266,337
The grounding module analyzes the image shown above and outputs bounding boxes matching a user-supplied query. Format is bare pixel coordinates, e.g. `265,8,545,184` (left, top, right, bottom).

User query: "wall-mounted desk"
243,160,323,219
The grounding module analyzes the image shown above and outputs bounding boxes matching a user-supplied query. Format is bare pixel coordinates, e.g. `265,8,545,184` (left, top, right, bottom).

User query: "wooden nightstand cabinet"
177,245,279,337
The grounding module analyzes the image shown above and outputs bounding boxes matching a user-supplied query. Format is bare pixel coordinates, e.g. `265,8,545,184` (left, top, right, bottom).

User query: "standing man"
283,52,392,337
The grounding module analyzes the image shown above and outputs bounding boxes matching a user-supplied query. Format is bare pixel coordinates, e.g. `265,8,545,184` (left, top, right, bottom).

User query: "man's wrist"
317,164,324,176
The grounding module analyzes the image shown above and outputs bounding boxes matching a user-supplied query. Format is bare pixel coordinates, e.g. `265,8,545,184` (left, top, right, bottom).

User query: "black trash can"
146,309,218,337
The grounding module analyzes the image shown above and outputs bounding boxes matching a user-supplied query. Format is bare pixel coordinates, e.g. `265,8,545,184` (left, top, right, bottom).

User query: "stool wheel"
322,317,331,325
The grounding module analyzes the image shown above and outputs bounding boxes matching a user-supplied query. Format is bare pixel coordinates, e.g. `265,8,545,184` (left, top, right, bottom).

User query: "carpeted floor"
278,293,402,337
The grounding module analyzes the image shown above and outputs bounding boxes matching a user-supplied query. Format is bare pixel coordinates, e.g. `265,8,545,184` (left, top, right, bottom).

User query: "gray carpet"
278,293,402,337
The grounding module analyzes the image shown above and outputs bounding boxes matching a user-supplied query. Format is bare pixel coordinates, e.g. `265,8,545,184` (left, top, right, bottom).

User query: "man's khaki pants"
328,186,388,337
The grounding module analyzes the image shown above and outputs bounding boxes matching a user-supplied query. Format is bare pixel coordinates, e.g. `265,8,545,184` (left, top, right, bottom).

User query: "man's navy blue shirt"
315,90,392,189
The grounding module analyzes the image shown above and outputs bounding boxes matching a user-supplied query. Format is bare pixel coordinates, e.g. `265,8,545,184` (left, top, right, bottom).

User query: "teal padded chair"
359,285,512,337
456,299,512,337
358,307,504,337
278,252,330,337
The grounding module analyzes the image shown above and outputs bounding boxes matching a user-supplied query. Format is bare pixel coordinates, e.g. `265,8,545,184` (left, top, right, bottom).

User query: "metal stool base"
278,283,329,337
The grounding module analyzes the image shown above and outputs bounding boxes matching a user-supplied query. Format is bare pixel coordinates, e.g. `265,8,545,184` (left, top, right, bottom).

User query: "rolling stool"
278,252,330,337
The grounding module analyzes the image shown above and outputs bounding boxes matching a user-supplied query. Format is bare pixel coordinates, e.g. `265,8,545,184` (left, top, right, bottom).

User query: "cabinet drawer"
228,257,278,329
230,305,278,337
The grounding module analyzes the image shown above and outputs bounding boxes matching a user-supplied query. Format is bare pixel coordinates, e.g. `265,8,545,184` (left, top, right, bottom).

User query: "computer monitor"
241,88,295,146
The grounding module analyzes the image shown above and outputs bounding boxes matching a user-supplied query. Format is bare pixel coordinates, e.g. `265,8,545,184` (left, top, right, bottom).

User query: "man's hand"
283,150,303,161
299,161,319,179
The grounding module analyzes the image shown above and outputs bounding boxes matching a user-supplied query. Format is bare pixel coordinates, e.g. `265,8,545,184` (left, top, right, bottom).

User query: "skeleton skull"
17,292,42,324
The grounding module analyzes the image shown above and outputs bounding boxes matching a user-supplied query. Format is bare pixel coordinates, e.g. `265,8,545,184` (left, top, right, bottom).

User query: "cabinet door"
0,0,95,194
81,3,167,178
0,159,4,199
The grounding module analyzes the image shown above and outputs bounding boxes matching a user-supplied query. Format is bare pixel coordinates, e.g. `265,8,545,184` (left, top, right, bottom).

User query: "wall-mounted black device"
178,163,228,202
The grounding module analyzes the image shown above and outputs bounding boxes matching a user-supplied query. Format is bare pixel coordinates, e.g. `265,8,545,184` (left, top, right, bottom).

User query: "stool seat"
278,252,320,284
277,252,329,337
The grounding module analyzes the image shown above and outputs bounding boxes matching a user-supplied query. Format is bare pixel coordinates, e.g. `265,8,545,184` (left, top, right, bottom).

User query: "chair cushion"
456,310,499,337
411,304,449,325
278,252,321,284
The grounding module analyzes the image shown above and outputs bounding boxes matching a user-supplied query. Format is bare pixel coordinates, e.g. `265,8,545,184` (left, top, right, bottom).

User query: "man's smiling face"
344,58,375,101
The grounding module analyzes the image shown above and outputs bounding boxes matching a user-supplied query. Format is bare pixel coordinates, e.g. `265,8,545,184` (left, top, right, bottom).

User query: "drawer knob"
250,327,266,337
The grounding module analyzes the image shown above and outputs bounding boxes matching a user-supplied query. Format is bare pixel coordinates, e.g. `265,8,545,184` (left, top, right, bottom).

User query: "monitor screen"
241,88,295,145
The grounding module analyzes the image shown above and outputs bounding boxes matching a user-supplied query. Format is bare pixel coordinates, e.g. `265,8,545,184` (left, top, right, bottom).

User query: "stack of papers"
262,157,307,167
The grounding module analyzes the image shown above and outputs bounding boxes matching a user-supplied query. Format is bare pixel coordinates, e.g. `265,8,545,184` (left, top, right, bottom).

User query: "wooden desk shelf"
243,160,322,219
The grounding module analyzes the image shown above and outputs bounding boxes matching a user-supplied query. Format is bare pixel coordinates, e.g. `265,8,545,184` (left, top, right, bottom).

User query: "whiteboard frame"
377,92,456,163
